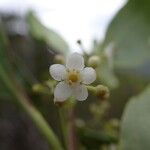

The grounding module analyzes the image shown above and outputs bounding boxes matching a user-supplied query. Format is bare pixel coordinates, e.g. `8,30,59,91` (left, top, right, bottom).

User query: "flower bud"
88,55,100,68
32,84,45,93
54,54,65,64
96,85,110,100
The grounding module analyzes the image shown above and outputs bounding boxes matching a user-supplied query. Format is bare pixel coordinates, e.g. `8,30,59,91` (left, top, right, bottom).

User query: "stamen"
67,69,81,84
68,74,78,82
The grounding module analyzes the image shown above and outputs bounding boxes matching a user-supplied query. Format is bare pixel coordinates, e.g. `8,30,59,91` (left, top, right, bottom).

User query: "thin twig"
68,106,78,150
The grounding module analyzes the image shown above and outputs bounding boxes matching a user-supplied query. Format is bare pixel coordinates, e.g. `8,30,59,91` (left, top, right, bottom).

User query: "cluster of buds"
48,52,110,103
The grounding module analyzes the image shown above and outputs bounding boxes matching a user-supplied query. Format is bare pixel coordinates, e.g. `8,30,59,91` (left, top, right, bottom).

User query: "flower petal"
72,84,88,101
81,67,96,84
54,81,71,102
66,53,84,70
49,64,66,81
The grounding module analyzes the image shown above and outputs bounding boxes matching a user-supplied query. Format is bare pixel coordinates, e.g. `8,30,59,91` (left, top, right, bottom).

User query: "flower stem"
58,107,67,150
68,99,78,150
0,64,63,150
86,85,97,94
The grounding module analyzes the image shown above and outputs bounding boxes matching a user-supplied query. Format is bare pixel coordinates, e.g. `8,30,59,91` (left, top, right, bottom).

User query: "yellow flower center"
67,69,80,85
68,73,78,82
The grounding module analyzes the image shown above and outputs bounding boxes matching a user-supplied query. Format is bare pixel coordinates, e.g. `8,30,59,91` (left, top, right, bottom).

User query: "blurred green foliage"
103,0,150,68
104,1,150,150
120,85,150,150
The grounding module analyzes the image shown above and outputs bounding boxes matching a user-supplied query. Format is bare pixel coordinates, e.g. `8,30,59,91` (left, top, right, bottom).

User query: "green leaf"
103,0,150,68
120,85,150,150
26,11,69,54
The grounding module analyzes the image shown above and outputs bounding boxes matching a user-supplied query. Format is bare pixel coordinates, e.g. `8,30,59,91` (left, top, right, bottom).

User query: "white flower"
49,52,96,102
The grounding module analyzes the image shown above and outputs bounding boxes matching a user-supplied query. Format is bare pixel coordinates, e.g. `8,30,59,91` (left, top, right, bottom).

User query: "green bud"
54,54,65,64
88,55,100,68
96,85,110,100
32,83,50,95
32,84,45,93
